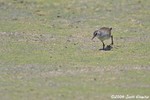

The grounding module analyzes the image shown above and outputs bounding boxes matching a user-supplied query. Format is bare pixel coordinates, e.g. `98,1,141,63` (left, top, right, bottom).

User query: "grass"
0,0,150,100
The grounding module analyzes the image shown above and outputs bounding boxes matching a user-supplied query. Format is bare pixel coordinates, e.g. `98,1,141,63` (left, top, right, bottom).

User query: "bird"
92,27,113,50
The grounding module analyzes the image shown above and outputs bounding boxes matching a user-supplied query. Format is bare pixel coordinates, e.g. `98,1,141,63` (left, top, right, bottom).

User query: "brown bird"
92,27,113,50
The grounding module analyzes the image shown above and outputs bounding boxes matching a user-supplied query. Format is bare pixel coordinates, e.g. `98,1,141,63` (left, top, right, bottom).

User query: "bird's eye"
95,32,97,35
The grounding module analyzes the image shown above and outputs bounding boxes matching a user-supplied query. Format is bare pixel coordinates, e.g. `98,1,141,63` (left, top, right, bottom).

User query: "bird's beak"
91,35,96,40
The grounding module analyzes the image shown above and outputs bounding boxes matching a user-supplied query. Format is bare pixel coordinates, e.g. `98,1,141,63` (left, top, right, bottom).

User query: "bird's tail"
109,28,112,35
110,27,112,31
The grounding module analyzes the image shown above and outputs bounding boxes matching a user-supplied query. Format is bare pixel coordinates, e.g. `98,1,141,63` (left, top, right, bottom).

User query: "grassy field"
0,0,150,100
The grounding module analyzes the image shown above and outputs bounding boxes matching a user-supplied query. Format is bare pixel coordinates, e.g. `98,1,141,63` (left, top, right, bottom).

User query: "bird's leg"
101,41,105,50
111,35,113,45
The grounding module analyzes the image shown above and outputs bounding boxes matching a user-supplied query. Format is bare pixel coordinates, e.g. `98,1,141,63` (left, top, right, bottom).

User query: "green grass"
0,0,150,100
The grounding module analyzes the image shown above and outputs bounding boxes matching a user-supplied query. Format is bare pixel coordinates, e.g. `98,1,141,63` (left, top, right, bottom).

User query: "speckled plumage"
92,27,113,50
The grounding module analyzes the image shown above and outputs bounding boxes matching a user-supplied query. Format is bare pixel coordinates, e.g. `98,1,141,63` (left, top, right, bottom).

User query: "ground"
0,0,150,100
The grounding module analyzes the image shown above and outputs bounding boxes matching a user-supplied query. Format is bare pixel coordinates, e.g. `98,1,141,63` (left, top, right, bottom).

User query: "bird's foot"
99,45,113,51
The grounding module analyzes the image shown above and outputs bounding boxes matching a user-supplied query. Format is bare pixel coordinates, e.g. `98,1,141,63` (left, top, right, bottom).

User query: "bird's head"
92,30,98,40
